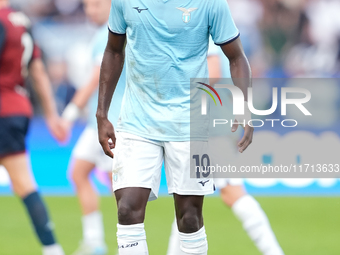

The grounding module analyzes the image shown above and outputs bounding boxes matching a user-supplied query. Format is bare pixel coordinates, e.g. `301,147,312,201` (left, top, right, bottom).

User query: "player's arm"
29,58,68,142
96,31,126,158
220,38,253,153
61,66,100,125
72,67,100,108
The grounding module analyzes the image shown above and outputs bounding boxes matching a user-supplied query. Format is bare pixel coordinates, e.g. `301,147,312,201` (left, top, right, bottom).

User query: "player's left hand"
231,119,254,153
46,114,69,143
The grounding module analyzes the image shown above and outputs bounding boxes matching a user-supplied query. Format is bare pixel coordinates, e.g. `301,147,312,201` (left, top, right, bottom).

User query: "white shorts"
73,126,113,172
213,178,244,190
112,132,215,201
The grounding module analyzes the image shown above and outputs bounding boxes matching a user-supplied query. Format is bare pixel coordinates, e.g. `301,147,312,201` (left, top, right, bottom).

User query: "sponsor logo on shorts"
198,180,210,186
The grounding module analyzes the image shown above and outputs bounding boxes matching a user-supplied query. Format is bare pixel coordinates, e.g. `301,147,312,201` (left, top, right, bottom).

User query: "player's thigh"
107,172,113,193
0,116,35,197
1,153,36,197
71,159,96,182
164,140,214,196
115,187,151,209
112,132,163,201
72,126,100,167
71,126,100,180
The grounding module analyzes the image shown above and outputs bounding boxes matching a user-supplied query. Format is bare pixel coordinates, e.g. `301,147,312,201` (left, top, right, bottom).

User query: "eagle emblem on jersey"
176,7,198,23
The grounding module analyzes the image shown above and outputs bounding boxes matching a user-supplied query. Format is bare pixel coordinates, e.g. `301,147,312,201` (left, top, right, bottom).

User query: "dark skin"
221,38,254,153
96,32,252,233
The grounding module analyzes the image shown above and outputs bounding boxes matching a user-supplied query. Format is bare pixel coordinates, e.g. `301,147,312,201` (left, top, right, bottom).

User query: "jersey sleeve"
208,0,240,46
108,0,127,35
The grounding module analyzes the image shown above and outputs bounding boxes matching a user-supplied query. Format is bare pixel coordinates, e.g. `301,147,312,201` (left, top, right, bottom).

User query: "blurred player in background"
166,41,284,255
97,0,253,254
0,0,67,254
61,0,125,254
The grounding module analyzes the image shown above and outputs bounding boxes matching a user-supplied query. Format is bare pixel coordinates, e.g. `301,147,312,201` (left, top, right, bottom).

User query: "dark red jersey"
0,7,41,117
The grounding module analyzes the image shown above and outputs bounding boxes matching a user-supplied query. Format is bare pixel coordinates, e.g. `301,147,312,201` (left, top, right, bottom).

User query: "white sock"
232,195,284,255
82,211,105,247
166,219,182,255
178,226,208,255
42,244,65,255
117,223,148,255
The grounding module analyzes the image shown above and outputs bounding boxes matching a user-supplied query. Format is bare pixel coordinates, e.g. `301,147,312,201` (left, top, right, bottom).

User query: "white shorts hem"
168,188,214,196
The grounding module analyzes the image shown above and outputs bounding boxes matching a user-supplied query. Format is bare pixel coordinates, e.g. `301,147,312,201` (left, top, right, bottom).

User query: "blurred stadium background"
1,0,340,254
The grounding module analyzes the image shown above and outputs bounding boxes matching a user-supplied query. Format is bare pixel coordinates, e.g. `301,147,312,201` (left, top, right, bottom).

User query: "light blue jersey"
108,0,239,141
88,24,126,129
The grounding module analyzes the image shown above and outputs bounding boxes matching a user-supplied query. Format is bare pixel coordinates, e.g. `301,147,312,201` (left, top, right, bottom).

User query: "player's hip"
0,88,32,117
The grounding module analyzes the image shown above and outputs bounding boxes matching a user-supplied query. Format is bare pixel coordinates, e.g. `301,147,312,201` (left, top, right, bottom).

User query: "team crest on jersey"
176,7,198,23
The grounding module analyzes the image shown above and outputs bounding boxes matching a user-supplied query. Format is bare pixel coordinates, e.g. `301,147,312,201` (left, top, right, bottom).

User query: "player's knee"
71,168,87,186
220,186,246,208
117,204,132,223
11,182,23,197
117,203,145,225
71,170,80,185
178,211,202,233
11,179,35,198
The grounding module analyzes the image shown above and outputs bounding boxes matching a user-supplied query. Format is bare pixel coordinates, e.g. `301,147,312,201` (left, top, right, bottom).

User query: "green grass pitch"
0,196,339,254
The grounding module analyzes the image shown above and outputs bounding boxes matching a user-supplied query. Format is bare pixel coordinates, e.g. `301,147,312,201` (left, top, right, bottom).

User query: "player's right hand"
59,118,73,143
46,114,70,143
97,116,115,158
